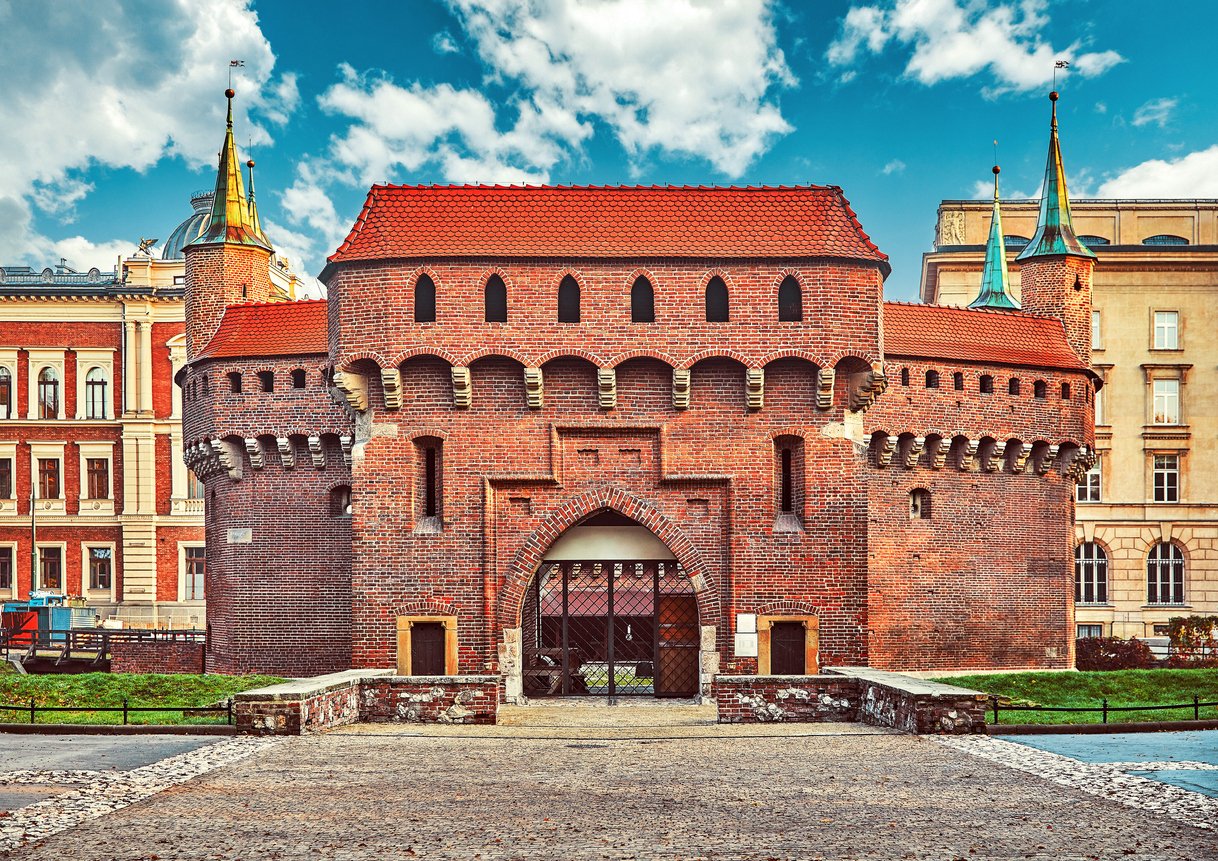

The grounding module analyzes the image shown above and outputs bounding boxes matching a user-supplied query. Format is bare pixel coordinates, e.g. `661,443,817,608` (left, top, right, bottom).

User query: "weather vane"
1053,59,1070,90
229,59,245,88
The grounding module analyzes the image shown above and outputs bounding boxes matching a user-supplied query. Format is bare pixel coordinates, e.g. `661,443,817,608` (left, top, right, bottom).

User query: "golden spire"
190,88,271,251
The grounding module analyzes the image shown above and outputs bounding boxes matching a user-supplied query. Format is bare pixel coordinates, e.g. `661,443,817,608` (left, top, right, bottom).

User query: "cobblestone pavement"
4,725,1217,860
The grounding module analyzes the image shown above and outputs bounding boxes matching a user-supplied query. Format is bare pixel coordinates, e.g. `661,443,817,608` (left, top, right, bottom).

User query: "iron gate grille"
521,560,699,698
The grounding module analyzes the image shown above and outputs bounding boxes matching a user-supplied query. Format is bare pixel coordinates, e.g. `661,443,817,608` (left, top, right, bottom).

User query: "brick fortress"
181,89,1097,691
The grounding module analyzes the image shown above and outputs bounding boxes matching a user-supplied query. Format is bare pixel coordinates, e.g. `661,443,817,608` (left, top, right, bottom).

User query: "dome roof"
162,191,214,259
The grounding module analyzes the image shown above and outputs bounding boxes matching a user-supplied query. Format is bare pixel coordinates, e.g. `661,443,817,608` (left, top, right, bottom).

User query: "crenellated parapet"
868,429,1094,481
184,431,352,483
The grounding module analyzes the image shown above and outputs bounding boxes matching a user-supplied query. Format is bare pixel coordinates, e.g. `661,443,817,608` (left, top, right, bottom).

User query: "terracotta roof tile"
196,300,328,360
883,302,1086,371
323,184,888,274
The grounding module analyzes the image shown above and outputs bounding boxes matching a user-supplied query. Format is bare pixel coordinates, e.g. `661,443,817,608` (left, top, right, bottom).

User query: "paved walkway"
3,722,1216,860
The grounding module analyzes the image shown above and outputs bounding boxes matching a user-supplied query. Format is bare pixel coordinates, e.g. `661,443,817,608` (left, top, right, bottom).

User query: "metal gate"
521,560,700,698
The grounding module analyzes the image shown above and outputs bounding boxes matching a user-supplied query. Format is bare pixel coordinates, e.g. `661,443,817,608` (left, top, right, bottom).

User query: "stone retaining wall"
361,677,499,724
715,675,857,723
110,640,205,675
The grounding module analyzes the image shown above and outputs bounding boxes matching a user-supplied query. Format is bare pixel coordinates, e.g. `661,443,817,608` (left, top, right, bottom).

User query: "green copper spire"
246,157,272,248
1016,91,1096,261
188,88,271,251
970,165,1019,310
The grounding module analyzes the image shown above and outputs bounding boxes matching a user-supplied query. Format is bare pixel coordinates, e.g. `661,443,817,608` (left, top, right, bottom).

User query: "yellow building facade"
923,199,1218,642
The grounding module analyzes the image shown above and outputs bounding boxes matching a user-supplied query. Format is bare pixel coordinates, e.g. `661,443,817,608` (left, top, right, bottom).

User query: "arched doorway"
520,510,700,698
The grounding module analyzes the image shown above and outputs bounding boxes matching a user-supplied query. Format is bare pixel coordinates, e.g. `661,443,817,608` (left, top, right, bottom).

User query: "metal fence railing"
0,697,233,726
990,695,1218,725
1,627,205,665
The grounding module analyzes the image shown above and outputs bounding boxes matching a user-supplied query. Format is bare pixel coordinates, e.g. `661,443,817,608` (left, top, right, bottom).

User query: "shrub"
1166,615,1218,662
1076,636,1156,671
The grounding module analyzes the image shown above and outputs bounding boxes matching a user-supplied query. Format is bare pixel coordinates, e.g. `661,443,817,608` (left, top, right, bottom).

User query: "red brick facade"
183,185,1096,681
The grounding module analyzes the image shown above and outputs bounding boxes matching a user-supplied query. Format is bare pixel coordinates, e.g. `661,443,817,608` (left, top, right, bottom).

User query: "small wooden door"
410,622,446,675
770,621,806,675
656,594,699,696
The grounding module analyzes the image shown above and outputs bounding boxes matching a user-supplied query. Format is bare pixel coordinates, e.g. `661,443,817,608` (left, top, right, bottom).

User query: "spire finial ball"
225,87,235,99
992,165,1001,175
1049,90,1059,102
247,159,255,168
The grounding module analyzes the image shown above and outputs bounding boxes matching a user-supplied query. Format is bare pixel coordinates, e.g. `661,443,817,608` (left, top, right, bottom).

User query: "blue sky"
2,0,1215,300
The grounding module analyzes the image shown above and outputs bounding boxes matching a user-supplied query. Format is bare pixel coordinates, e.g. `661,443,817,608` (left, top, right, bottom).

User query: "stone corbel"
874,433,896,467
958,439,980,472
308,435,325,469
902,436,925,469
1011,442,1033,474
340,435,353,469
276,437,295,470
816,367,835,411
598,367,617,410
243,438,264,470
672,369,691,410
210,438,242,481
333,370,368,412
928,438,947,470
1034,444,1059,476
849,364,887,412
380,368,403,410
524,367,543,409
746,368,764,410
983,440,1007,473
451,366,472,409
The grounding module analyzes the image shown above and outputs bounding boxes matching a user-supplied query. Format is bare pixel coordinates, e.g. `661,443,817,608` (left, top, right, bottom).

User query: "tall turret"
1015,91,1096,363
183,88,274,359
970,164,1019,311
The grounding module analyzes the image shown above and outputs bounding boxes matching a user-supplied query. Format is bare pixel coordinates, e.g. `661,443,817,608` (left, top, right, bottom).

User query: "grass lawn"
940,668,1218,725
0,672,285,726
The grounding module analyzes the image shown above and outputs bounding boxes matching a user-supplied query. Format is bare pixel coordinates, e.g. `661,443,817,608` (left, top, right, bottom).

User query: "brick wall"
184,244,273,359
110,639,205,674
360,676,499,724
715,675,857,723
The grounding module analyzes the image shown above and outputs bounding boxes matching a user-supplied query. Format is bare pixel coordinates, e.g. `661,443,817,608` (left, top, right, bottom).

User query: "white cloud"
1098,146,1218,198
433,31,460,54
881,159,906,175
827,0,1123,95
1131,97,1177,129
0,0,295,270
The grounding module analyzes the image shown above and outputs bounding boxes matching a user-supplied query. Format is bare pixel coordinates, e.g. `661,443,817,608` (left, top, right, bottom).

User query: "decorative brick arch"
760,349,824,368
337,350,389,373
498,486,720,630
394,599,461,618
390,347,459,368
607,349,678,369
462,347,530,367
536,348,604,367
680,348,753,370
753,599,821,617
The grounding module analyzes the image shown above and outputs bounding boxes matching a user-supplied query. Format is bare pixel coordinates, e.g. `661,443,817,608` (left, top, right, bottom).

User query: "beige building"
923,198,1218,641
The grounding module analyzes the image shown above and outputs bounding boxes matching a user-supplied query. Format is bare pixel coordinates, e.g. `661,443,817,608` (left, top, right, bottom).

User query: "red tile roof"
323,184,888,275
196,300,328,360
883,302,1087,370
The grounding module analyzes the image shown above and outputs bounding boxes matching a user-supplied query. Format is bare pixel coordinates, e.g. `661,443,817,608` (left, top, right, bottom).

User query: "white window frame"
1146,543,1185,606
0,350,16,419
81,541,117,602
1152,310,1179,351
29,441,66,514
1074,542,1108,604
74,348,115,420
178,542,206,603
34,541,67,594
0,541,17,599
0,440,16,516
1152,379,1179,425
77,441,116,515
1152,453,1180,503
1075,461,1101,503
27,349,65,420
1077,624,1104,639
1091,310,1102,351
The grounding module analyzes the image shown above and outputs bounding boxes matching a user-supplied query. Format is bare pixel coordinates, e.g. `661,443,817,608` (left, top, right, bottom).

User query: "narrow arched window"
1061,382,1071,400
630,276,655,323
228,372,242,393
330,485,353,518
258,371,274,392
414,274,436,323
291,369,306,389
980,374,994,394
1008,378,1021,396
484,274,508,323
0,367,10,419
414,436,443,529
1147,542,1185,604
909,488,931,519
778,276,802,322
705,276,729,322
1075,542,1108,604
558,275,580,323
925,370,939,389
201,375,209,396
37,367,59,418
953,372,963,391
85,367,108,419
1034,380,1047,399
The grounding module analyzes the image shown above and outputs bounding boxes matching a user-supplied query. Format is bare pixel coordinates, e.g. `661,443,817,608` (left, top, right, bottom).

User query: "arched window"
0,366,11,419
777,276,802,322
330,485,353,518
900,368,910,386
705,276,729,322
1008,378,1021,396
925,370,940,389
258,371,274,392
37,367,59,419
1146,542,1185,605
85,367,108,419
953,372,963,391
201,375,209,396
414,274,437,323
228,372,242,394
484,274,508,323
1142,234,1189,246
774,435,804,525
1074,542,1108,604
1003,235,1030,249
1061,382,1071,400
1034,380,1047,399
1079,235,1110,247
558,275,580,323
414,436,443,528
630,276,655,323
291,369,306,389
979,374,993,394
909,488,931,519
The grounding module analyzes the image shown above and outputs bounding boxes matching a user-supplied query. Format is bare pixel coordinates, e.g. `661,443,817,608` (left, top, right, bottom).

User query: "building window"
88,546,112,591
38,458,60,499
979,374,993,394
558,275,580,323
1095,384,1105,425
0,547,11,592
200,374,209,396
1009,378,1021,396
187,469,204,500
0,458,10,499
414,274,437,323
37,367,60,419
1079,235,1110,248
257,371,274,392
909,488,931,519
1153,311,1179,350
0,367,10,419
414,437,443,528
1003,235,1030,249
900,368,909,386
1061,382,1071,400
1152,379,1179,424
1143,234,1189,246
777,275,802,322
184,546,205,600
85,367,108,419
1091,310,1102,349
1033,380,1046,399
484,274,508,322
705,276,729,322
228,372,242,393
1146,543,1185,605
1074,542,1108,604
291,369,306,389
331,485,352,517
631,276,655,323
1153,454,1179,503
774,436,803,524
951,372,962,390
86,458,109,499
925,370,939,389
1077,624,1104,639
38,546,62,591
1075,460,1101,503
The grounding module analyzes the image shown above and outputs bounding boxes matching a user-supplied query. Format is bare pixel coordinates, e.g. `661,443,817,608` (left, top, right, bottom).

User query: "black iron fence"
990,695,1218,725
0,697,233,726
1,627,205,665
